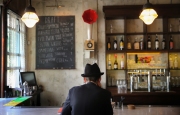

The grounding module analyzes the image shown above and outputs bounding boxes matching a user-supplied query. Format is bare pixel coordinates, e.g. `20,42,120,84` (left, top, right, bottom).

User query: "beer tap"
166,72,171,92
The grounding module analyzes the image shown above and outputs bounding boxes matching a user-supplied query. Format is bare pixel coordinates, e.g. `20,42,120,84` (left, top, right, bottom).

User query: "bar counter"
1,98,180,115
107,87,180,105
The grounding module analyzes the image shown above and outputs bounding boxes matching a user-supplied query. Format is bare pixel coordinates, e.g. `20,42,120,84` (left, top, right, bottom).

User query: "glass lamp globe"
21,12,39,28
139,8,158,25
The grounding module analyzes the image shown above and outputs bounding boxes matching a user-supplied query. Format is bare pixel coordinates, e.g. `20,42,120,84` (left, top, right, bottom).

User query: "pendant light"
139,0,158,25
21,0,39,28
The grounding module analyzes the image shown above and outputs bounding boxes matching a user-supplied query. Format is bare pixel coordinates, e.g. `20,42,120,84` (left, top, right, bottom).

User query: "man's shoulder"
100,88,111,95
70,85,81,90
69,84,111,94
69,85,85,91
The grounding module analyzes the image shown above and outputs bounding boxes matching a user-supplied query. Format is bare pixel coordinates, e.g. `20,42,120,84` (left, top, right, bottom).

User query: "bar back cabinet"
103,4,180,105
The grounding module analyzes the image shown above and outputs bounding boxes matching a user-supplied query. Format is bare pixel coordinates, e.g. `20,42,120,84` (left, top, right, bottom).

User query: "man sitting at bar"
61,63,113,115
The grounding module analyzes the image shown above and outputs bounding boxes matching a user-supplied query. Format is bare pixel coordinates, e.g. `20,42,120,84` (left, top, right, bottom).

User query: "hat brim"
81,72,104,77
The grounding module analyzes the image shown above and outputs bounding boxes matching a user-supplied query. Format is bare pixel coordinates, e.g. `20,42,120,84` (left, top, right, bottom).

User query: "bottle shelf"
106,33,124,36
169,68,180,70
107,69,126,71
167,32,180,34
106,50,126,53
168,50,180,52
146,32,164,35
126,32,144,35
104,4,180,90
105,32,178,35
105,32,180,35
106,50,171,53
127,68,168,70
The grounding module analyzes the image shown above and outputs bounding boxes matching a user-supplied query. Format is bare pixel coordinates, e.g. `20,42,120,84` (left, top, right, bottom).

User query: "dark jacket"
61,82,113,115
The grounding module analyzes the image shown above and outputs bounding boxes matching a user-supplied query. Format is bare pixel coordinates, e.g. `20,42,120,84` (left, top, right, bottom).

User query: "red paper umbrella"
82,9,98,24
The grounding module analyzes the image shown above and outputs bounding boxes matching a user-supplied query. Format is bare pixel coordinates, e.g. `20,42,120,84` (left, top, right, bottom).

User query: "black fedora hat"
81,63,104,77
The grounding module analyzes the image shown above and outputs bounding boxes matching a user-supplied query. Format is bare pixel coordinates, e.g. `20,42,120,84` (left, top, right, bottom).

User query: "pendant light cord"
29,0,32,6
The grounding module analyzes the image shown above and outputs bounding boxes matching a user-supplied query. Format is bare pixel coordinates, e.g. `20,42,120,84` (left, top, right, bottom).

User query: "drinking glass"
116,79,120,86
117,79,123,93
171,77,175,87
163,82,167,90
160,81,165,91
175,77,179,87
29,86,33,95
122,80,127,93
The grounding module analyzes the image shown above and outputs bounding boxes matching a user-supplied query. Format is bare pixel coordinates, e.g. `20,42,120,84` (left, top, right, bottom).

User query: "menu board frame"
36,16,75,69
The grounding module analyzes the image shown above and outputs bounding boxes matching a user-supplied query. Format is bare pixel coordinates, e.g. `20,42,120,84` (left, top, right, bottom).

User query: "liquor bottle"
119,37,124,50
155,35,159,50
120,55,125,69
127,38,131,49
147,36,151,50
135,54,138,63
134,38,139,49
107,37,111,50
113,37,117,50
114,54,118,70
162,37,166,50
140,38,144,50
169,35,174,50
107,54,112,70
174,54,178,69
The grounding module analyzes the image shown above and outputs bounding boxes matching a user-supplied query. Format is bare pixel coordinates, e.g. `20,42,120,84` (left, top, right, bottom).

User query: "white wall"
27,0,180,106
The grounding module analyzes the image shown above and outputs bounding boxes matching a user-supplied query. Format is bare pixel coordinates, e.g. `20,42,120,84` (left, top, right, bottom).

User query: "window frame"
6,10,26,88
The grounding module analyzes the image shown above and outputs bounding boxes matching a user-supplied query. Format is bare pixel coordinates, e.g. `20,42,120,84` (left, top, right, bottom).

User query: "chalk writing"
36,16,75,69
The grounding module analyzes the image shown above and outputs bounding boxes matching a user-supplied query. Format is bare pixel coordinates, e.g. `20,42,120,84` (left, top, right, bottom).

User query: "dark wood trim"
3,0,13,6
0,6,6,98
103,4,180,19
0,6,2,98
0,0,27,98
6,0,27,16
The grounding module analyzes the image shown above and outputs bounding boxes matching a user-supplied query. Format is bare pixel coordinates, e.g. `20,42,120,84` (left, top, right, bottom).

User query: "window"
7,10,26,88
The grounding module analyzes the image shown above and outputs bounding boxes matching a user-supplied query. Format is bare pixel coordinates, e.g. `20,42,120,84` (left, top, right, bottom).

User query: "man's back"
61,82,113,115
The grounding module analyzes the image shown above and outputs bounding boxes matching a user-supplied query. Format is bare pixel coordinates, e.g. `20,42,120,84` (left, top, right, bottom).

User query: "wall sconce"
21,0,39,28
139,0,158,25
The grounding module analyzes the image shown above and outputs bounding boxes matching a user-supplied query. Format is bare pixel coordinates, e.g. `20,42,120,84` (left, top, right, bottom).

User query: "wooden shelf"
169,68,180,70
106,50,126,53
106,49,171,53
104,4,180,102
126,32,144,35
107,69,126,71
103,4,180,19
168,49,180,52
167,32,180,34
146,32,164,35
106,33,125,36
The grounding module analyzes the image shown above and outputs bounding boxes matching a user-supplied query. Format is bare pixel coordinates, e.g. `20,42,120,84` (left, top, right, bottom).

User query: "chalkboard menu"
36,16,75,69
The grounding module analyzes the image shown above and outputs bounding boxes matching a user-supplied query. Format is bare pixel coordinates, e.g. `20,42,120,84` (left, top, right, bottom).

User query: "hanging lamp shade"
139,0,158,25
21,0,39,28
